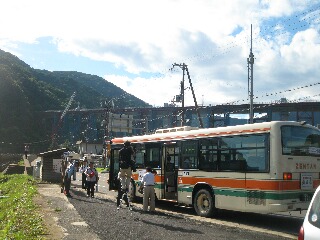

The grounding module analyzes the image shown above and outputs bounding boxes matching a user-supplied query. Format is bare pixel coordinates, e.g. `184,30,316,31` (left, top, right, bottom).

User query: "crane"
51,92,76,149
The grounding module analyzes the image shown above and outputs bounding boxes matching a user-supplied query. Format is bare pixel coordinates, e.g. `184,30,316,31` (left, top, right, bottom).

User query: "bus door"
163,144,178,200
108,147,121,191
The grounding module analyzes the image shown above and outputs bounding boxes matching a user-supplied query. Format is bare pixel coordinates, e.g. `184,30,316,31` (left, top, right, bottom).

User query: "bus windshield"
282,125,320,156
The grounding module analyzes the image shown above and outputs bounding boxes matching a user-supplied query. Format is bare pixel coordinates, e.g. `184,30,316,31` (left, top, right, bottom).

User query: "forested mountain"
0,49,150,153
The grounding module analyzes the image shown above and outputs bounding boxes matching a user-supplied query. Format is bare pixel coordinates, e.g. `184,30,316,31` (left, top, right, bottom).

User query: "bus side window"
199,154,218,171
247,156,266,171
182,157,191,168
180,140,198,169
135,151,145,169
145,147,161,168
199,155,208,170
220,154,230,170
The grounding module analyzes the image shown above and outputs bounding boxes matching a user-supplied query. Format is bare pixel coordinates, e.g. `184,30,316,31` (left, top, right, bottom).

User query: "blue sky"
1,0,320,108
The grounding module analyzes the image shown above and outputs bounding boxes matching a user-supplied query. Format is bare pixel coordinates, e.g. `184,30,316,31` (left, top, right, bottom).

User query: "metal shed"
38,148,68,183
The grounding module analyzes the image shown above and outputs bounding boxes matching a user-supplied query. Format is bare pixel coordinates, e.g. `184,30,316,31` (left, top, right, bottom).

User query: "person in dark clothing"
119,141,135,191
64,160,74,197
81,158,88,189
24,144,29,159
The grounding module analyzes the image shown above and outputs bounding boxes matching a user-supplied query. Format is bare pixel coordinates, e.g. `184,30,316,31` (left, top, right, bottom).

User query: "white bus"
108,121,320,217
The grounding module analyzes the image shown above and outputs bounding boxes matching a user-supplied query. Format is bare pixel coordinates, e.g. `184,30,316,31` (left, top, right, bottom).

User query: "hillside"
0,49,150,153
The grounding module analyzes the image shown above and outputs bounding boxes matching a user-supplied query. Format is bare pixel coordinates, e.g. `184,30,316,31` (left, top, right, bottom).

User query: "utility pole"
171,63,186,126
247,24,254,124
181,64,185,126
185,67,203,128
101,99,114,168
171,63,203,128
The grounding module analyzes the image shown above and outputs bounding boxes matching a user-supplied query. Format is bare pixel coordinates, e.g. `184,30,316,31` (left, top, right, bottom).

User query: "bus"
108,121,320,217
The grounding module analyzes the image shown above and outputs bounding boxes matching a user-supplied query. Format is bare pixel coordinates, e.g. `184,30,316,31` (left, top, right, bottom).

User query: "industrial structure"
43,100,320,153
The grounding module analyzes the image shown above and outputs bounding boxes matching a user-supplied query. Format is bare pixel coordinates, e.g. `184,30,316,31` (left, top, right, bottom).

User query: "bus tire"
194,189,215,217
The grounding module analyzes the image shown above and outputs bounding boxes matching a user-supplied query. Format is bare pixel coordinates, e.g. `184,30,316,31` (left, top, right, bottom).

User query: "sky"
1,0,320,108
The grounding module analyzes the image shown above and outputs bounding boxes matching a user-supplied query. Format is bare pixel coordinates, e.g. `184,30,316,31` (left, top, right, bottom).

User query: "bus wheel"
194,189,215,217
129,181,136,202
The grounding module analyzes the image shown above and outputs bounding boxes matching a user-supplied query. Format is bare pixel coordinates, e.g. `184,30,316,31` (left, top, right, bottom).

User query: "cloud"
104,73,181,106
281,29,320,72
1,0,320,107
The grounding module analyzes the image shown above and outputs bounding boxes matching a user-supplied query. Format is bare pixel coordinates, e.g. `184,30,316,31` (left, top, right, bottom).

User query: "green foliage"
95,167,105,173
18,159,25,166
60,139,76,152
0,174,46,239
0,49,151,152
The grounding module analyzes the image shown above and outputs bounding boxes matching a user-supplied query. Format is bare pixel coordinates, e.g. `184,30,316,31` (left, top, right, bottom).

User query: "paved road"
69,171,301,239
83,171,307,219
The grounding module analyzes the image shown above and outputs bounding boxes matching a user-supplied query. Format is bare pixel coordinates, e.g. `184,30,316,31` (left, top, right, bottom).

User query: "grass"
0,174,46,239
95,167,109,173
18,159,25,166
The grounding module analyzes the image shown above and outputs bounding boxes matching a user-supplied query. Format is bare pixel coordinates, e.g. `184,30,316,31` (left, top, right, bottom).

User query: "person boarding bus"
119,141,135,192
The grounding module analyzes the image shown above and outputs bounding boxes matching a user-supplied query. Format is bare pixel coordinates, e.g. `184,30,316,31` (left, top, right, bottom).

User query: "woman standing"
84,162,98,198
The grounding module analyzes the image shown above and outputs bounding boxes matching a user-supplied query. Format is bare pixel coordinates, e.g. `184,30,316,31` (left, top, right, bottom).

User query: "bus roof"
111,121,317,145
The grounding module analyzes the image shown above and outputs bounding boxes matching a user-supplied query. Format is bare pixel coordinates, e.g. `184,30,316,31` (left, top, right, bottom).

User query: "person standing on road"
81,158,88,189
24,144,29,159
139,166,155,212
64,159,74,197
119,141,135,192
85,162,98,198
72,160,77,181
116,172,129,209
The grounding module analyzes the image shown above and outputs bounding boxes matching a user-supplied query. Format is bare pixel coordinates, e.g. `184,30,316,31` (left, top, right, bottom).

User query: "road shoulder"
36,183,100,240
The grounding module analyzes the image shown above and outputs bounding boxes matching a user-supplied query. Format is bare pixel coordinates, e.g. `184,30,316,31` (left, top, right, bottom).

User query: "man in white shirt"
140,166,155,212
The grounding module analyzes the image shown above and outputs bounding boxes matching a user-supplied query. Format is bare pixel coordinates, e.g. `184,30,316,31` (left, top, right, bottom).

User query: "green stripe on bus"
178,186,314,200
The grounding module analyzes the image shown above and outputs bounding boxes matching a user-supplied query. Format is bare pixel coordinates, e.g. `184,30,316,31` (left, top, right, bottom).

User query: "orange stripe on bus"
131,173,163,182
132,174,139,180
179,177,301,191
314,179,320,188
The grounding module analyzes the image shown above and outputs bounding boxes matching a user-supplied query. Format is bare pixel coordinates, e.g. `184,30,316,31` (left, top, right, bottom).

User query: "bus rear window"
281,126,320,156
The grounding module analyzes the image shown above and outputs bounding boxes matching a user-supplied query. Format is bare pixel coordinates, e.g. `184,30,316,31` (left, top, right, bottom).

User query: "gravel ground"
37,183,293,240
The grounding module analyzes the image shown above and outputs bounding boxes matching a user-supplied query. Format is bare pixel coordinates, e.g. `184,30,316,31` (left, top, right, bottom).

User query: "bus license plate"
301,173,313,190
